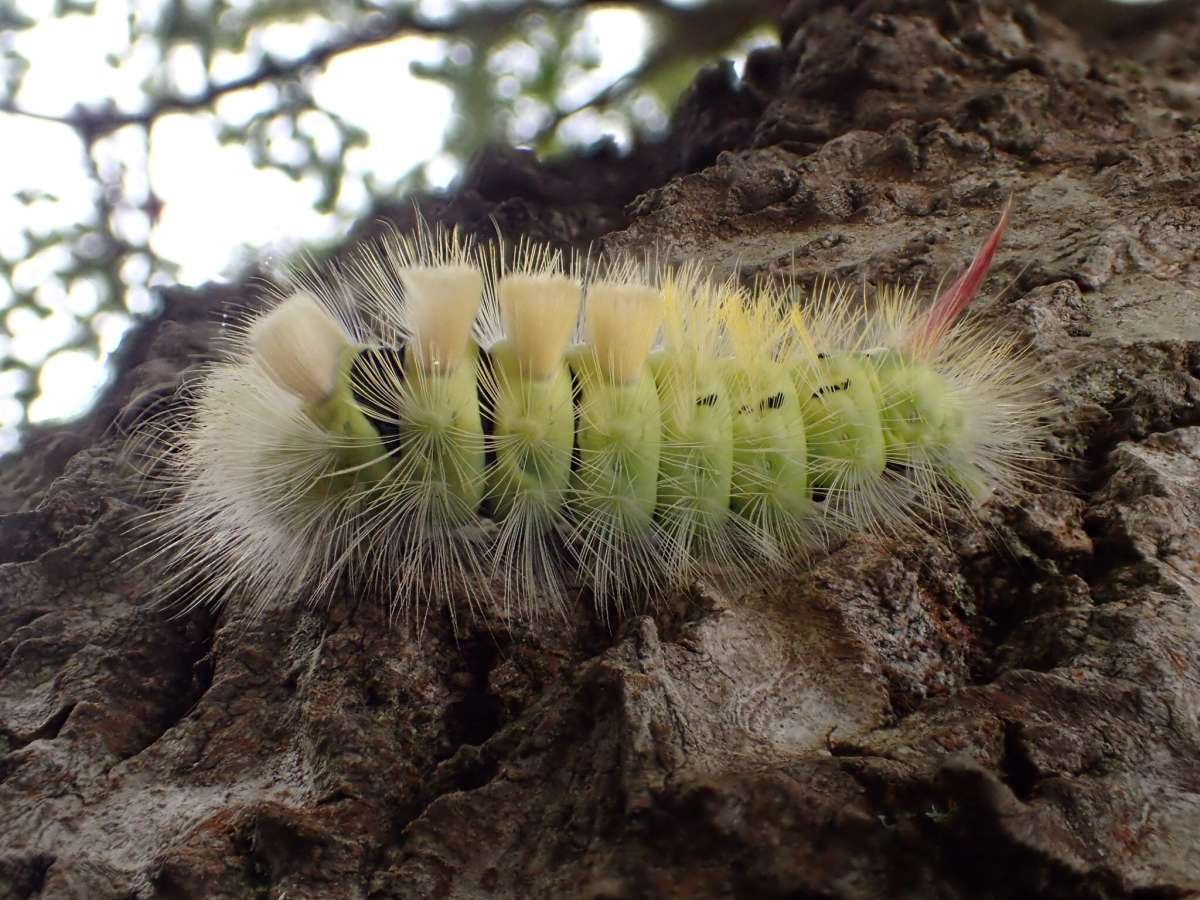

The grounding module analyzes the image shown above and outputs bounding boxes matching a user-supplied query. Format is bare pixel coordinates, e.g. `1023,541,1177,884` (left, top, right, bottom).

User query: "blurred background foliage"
0,0,781,450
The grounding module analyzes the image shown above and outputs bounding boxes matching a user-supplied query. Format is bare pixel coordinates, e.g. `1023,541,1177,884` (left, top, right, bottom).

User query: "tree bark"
2,1,1199,897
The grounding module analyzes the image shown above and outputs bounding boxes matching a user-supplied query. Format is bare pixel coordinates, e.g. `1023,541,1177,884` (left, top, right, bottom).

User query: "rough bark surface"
2,1,1199,897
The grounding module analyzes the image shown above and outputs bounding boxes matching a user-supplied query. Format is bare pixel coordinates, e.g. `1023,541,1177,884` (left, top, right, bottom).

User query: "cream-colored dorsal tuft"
250,291,349,405
400,265,483,373
585,281,663,383
498,274,582,380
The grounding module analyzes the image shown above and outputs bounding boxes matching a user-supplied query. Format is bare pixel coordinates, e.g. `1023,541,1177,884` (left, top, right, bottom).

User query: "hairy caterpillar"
134,204,1045,627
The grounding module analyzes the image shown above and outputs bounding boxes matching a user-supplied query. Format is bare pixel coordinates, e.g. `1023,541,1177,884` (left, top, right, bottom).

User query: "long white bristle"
498,274,581,380
249,291,348,405
585,281,663,383
400,265,483,373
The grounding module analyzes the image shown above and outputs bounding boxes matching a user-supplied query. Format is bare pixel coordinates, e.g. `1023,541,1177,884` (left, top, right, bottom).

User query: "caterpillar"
133,203,1046,628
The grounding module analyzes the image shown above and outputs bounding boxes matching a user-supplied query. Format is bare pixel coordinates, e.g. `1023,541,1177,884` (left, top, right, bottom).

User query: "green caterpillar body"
300,331,968,604
569,348,662,535
483,341,575,527
322,344,952,510
349,344,485,527
141,207,1045,622
724,356,810,550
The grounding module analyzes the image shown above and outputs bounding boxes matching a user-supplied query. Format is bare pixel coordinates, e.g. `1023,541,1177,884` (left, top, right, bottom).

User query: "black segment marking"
739,392,787,415
350,345,406,452
474,348,502,520
761,392,786,411
817,352,828,359
569,359,583,475
477,347,498,477
810,379,851,400
696,393,719,407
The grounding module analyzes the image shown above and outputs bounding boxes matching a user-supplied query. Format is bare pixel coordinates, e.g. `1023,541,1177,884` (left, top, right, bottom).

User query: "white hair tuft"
400,265,483,374
498,274,581,380
249,291,348,405
585,282,663,384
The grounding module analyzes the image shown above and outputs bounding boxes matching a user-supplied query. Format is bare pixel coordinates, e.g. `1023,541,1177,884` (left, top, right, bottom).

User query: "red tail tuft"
913,198,1012,354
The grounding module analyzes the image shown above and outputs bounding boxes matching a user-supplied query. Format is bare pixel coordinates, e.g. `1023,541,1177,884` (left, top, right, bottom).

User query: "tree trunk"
2,1,1199,897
